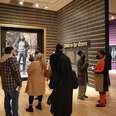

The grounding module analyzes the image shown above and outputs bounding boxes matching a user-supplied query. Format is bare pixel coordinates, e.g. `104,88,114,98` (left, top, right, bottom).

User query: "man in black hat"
49,43,73,116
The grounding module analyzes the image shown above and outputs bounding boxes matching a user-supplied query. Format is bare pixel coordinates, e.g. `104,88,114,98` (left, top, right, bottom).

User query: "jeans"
4,90,19,116
17,51,27,71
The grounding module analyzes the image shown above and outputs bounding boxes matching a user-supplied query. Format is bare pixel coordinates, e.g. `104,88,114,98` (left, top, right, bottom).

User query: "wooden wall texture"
0,3,58,57
0,0,106,86
57,0,106,86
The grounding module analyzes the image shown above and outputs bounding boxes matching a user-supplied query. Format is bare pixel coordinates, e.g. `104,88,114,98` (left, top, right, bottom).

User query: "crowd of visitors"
0,43,110,116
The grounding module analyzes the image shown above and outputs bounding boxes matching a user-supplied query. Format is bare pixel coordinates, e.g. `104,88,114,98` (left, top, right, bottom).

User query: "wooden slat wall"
58,0,106,86
0,3,58,57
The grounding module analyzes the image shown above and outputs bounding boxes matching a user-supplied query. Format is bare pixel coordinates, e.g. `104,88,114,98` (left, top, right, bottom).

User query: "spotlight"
111,16,114,20
19,1,24,6
35,3,39,8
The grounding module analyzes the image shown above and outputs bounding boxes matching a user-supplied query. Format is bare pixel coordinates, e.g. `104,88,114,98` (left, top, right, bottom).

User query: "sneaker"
26,107,33,112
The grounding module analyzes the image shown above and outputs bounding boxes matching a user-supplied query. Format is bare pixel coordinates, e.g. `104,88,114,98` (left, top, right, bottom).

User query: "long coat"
49,52,73,115
104,57,110,91
25,60,45,96
77,58,88,85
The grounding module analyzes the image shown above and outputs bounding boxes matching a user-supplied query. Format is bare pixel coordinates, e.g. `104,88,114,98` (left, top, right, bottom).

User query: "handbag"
72,70,79,89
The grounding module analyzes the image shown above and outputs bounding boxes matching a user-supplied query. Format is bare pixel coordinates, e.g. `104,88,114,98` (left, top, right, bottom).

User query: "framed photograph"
6,31,38,78
0,27,44,79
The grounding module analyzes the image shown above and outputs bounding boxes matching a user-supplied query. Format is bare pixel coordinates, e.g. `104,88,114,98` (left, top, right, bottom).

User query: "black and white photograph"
6,31,38,78
110,45,116,61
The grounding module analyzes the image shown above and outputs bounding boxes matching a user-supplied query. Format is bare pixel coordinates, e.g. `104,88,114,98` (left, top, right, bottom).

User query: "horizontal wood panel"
0,3,58,58
58,0,105,87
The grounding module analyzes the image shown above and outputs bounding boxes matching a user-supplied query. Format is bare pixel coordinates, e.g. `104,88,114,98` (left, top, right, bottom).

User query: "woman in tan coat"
25,53,46,112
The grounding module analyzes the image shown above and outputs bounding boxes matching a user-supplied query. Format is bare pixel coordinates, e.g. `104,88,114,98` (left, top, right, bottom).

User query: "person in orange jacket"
94,49,108,107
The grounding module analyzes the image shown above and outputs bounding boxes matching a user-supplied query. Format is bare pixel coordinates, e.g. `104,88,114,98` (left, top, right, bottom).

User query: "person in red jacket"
94,49,107,107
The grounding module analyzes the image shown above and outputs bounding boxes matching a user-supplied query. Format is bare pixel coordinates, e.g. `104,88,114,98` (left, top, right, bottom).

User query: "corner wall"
57,0,106,86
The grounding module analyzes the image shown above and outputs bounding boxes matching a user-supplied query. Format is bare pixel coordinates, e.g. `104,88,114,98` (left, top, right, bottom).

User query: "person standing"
16,34,29,72
49,43,73,116
0,46,22,116
95,49,109,107
25,53,46,112
77,51,88,100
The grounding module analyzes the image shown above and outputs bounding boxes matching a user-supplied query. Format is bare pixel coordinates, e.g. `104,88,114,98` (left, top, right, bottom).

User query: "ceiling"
0,0,73,11
109,0,116,20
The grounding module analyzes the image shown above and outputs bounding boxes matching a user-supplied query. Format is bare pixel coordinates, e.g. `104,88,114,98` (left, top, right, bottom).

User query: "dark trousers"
29,95,43,105
54,113,71,116
4,90,19,116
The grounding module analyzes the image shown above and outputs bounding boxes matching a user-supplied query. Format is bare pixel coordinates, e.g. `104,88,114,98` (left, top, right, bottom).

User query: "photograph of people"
6,31,38,78
15,34,29,72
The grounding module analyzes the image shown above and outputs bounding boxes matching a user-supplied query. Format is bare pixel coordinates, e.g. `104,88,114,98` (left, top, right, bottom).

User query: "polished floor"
0,72,116,116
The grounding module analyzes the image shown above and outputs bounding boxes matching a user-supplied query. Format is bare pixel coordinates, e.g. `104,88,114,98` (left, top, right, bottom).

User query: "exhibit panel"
64,41,90,65
109,20,116,70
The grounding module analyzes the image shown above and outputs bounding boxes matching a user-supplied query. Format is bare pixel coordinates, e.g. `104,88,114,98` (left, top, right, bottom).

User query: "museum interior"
0,0,116,116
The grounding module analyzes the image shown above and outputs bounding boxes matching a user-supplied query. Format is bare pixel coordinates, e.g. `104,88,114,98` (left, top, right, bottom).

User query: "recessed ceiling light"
19,1,24,6
35,3,39,8
111,16,114,20
45,6,48,9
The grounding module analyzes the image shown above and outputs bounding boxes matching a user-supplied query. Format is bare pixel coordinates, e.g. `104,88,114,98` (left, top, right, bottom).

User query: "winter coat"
25,60,45,96
49,52,73,115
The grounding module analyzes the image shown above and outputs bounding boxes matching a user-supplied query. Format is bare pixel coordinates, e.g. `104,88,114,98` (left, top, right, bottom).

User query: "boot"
26,105,33,112
36,103,42,110
97,100,107,104
96,103,106,107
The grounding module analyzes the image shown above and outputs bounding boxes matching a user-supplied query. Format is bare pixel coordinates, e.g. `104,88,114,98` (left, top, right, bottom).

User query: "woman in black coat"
49,44,73,116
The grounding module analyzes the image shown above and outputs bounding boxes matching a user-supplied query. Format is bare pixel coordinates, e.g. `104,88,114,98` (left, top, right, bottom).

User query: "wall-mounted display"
0,26,44,79
64,41,90,49
110,45,116,69
6,31,38,78
110,45,116,61
64,41,90,65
